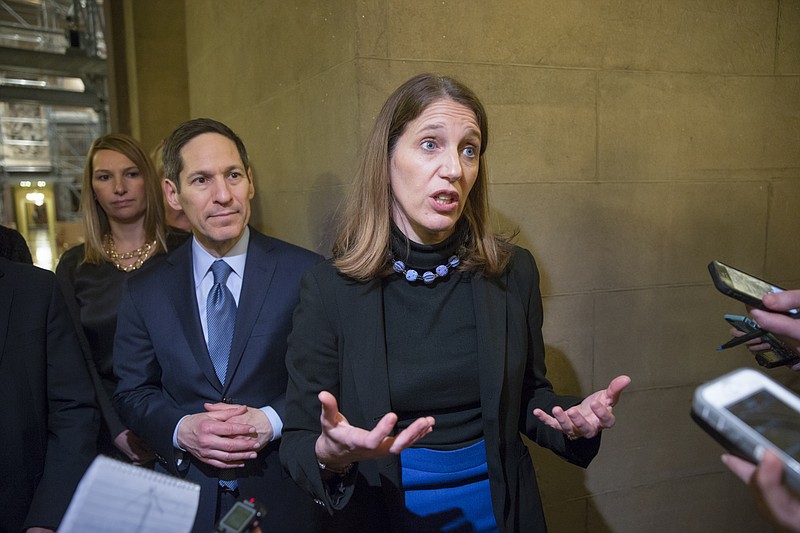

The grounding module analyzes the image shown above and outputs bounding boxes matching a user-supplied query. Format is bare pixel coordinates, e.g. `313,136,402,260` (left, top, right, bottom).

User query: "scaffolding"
0,0,107,265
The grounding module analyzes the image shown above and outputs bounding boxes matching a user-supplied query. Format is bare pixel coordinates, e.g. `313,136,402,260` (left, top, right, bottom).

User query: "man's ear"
164,178,181,210
247,168,255,199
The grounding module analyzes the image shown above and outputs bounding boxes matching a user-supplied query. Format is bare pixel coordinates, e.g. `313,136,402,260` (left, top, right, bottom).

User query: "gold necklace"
104,234,156,272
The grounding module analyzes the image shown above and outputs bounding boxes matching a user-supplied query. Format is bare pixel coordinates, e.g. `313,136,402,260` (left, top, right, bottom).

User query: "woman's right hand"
114,428,156,465
313,391,434,472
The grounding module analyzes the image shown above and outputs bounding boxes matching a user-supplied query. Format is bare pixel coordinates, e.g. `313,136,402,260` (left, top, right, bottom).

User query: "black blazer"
281,247,601,532
113,229,325,533
0,258,99,532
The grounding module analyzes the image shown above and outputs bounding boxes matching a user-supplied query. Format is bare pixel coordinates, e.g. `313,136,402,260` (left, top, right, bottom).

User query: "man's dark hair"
0,225,32,264
162,118,250,191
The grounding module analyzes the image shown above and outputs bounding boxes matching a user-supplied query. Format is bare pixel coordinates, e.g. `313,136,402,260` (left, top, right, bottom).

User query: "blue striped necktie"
207,260,236,386
207,260,238,491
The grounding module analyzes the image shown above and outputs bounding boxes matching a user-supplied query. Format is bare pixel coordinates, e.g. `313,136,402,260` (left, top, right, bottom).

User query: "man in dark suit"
113,118,325,533
1,257,99,532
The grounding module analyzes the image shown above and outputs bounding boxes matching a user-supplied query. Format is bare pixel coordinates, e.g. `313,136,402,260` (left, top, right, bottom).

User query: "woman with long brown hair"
282,73,631,532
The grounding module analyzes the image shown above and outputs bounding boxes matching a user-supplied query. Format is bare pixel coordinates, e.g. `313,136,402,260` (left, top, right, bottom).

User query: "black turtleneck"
384,225,483,450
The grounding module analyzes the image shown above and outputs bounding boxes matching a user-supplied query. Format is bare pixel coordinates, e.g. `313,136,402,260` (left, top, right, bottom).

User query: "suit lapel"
222,233,276,394
473,272,507,427
346,278,393,424
0,263,9,362
166,243,222,391
472,270,509,518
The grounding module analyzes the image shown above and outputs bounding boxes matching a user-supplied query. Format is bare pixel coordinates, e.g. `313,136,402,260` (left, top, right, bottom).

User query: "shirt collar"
192,226,250,286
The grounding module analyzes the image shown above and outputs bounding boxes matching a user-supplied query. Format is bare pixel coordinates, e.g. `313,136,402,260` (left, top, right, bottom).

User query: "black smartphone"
724,314,800,369
708,260,798,316
213,498,265,533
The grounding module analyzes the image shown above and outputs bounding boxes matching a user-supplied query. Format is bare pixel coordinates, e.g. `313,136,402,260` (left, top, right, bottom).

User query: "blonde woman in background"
151,139,192,247
56,133,167,464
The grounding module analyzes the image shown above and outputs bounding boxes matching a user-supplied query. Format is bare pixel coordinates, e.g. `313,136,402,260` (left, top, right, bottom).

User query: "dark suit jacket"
0,258,99,533
113,229,325,533
281,247,601,533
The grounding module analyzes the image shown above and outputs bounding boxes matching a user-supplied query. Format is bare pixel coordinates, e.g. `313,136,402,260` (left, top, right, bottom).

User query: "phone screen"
727,389,800,461
725,267,784,301
715,261,798,316
220,503,256,530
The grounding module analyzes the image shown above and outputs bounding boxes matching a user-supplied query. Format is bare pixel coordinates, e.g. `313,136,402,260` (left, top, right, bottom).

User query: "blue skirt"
400,440,499,533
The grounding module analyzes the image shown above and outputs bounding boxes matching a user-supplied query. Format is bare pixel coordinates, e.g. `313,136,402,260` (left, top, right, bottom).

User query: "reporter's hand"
747,290,800,370
723,450,800,533
314,391,434,473
113,428,155,465
177,404,260,468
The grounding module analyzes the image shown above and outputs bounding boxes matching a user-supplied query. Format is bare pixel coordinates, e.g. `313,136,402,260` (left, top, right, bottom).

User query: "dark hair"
0,225,32,264
332,73,512,280
162,118,250,190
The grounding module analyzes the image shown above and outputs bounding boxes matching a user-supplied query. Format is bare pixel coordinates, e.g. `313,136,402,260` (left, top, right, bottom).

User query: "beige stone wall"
178,1,800,530
121,0,190,151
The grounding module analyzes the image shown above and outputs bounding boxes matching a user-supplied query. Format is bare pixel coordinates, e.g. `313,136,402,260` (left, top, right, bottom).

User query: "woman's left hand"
533,375,631,440
114,428,156,465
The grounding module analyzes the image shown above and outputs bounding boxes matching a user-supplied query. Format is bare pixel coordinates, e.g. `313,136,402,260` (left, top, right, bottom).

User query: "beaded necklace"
104,233,155,272
391,255,461,284
389,222,468,285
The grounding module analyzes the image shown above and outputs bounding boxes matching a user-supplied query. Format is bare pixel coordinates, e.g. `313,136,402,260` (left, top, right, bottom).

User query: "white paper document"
59,455,200,533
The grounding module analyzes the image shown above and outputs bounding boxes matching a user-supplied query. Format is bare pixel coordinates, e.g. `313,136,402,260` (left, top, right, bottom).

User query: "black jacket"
282,246,601,533
0,258,99,532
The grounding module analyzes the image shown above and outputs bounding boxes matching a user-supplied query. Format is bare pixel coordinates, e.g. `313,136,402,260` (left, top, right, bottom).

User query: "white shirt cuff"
261,406,283,441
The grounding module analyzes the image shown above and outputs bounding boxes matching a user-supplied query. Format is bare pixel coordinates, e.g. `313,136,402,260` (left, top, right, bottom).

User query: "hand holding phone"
723,314,800,369
749,291,800,369
692,368,800,493
708,260,799,316
722,449,800,532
